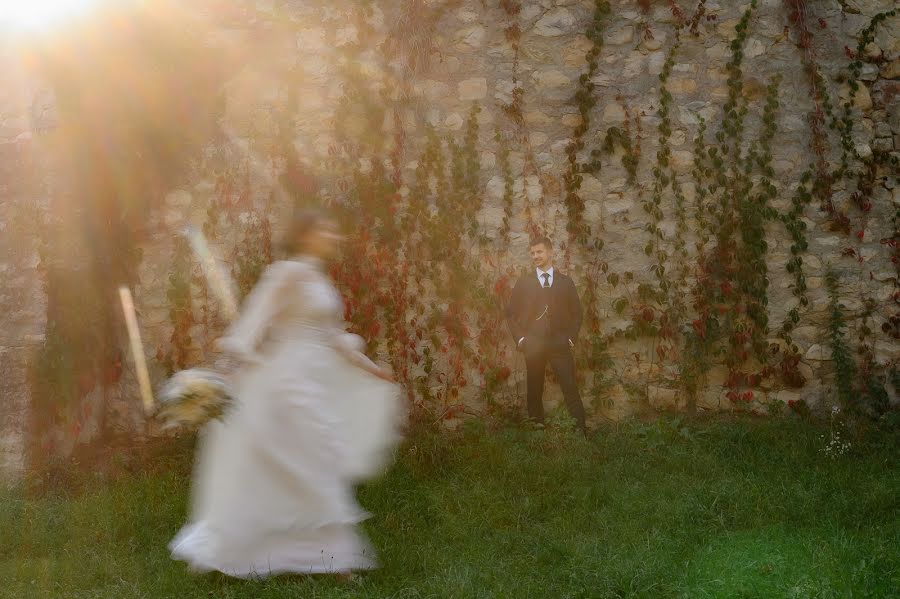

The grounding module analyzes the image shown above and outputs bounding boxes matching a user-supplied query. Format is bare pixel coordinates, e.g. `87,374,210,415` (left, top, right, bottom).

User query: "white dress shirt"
536,266,554,288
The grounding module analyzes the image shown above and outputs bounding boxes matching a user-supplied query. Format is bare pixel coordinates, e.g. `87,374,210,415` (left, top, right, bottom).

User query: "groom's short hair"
529,236,552,250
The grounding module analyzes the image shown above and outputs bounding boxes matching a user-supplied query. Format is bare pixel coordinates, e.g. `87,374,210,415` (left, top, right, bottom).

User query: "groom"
505,236,586,432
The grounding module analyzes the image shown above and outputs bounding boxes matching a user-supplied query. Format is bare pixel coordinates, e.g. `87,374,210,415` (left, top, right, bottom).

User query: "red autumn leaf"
692,319,706,339
101,359,123,385
77,373,95,396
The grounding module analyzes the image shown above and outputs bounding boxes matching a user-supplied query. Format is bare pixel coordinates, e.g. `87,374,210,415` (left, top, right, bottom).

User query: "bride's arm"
216,261,303,364
331,331,395,382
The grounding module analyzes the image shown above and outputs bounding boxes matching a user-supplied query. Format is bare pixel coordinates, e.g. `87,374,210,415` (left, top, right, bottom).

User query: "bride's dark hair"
280,207,324,256
280,203,344,257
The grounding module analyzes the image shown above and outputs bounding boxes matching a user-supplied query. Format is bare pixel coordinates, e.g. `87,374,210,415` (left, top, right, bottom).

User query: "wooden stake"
118,286,155,414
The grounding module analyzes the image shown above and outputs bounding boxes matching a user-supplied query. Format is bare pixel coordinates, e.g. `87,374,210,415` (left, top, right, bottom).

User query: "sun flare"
2,0,106,32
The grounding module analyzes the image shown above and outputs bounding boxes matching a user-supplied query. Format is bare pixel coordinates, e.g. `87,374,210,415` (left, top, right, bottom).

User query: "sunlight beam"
2,0,107,32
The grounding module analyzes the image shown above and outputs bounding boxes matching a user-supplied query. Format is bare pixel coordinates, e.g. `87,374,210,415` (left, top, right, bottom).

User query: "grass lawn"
1,417,897,598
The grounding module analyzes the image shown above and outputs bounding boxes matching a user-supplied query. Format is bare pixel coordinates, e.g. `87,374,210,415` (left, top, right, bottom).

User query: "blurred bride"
170,209,404,578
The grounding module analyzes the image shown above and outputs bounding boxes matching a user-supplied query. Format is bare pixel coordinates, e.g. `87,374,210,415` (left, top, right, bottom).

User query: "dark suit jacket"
505,268,582,348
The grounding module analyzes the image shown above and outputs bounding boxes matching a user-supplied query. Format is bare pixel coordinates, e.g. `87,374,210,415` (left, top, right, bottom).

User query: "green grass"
2,417,898,598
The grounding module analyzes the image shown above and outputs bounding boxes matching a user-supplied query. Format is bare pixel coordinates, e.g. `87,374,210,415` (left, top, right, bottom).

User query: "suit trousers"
522,338,586,431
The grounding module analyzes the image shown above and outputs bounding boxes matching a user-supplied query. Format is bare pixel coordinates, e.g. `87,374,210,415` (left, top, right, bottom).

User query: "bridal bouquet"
156,368,234,430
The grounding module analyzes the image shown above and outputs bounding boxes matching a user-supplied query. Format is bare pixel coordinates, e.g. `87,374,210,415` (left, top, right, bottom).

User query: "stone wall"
1,0,899,482
0,55,49,482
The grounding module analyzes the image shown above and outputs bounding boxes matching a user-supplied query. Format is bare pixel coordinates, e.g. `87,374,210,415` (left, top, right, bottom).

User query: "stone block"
532,8,575,37
458,78,487,102
881,58,900,80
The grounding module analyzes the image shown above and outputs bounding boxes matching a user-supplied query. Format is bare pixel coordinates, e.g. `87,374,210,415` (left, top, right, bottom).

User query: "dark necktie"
541,273,550,288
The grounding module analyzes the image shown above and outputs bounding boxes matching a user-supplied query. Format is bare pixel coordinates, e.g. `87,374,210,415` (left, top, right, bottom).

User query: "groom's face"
529,242,552,270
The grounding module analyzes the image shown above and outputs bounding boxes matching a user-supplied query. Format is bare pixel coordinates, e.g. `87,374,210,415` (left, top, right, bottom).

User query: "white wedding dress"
170,256,404,578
